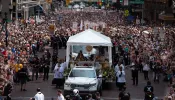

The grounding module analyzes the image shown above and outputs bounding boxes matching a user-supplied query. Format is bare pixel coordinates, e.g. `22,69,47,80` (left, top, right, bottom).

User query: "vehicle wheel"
99,86,103,96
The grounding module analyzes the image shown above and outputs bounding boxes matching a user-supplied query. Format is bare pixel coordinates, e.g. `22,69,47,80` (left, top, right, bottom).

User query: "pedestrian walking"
144,81,154,100
43,57,50,81
18,66,28,91
143,63,150,80
117,66,126,91
115,62,124,87
32,57,39,81
34,88,44,100
132,62,139,86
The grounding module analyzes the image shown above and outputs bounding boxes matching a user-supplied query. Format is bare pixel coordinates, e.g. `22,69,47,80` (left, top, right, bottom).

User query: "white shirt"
57,94,65,100
117,71,126,83
54,63,59,71
143,64,150,71
115,64,125,74
34,92,44,100
54,69,60,78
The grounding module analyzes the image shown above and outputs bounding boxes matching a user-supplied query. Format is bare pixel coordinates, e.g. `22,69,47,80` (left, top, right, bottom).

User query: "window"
69,69,96,78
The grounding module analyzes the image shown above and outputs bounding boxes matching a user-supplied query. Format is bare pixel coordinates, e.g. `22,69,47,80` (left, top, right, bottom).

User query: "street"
11,48,168,100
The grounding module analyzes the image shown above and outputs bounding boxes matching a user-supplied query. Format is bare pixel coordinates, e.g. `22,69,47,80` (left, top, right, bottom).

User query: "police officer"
43,57,50,81
57,34,63,49
132,62,139,86
144,81,154,100
61,34,67,49
32,57,39,81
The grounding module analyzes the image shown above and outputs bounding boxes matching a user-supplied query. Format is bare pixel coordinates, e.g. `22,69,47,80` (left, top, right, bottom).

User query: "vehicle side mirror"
97,75,102,78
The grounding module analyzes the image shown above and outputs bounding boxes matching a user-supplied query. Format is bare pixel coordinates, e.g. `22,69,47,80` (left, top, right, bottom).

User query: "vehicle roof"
73,66,95,70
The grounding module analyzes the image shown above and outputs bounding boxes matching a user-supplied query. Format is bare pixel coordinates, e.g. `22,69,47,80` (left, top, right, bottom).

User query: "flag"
80,20,83,31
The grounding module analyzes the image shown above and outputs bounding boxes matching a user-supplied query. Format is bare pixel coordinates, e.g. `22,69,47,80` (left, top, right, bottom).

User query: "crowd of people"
0,6,175,100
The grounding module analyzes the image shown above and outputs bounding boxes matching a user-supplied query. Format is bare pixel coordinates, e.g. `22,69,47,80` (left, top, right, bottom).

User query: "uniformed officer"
57,34,63,49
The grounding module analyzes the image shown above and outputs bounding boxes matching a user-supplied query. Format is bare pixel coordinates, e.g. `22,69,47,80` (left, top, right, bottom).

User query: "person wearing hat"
71,89,82,100
34,88,44,100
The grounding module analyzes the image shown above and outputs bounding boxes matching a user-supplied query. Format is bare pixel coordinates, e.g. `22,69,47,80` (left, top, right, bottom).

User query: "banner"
72,22,78,30
66,0,70,6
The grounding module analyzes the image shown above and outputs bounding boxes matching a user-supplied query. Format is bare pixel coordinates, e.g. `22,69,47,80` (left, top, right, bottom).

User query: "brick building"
144,0,175,23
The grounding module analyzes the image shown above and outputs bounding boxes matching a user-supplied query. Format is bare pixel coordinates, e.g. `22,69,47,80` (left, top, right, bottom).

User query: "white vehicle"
64,66,102,96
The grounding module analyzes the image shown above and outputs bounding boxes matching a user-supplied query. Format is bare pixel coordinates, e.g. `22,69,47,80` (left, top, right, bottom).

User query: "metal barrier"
12,97,57,100
11,97,163,100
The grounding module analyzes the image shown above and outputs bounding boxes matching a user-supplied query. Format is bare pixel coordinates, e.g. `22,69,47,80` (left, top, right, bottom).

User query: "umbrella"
73,4,79,9
142,30,149,34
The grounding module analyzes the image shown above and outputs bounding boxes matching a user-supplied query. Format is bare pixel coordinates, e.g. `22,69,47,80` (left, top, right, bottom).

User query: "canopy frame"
66,29,113,67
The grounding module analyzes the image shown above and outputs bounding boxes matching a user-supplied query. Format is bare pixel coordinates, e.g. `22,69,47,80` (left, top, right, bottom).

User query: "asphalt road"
11,48,168,100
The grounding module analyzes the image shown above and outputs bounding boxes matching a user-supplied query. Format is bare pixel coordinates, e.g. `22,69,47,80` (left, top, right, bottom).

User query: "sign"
72,22,78,30
129,0,144,4
124,10,129,17
123,0,128,5
112,0,122,3
159,14,175,20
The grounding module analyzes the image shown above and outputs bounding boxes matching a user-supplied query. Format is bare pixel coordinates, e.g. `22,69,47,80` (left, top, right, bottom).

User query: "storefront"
129,0,144,19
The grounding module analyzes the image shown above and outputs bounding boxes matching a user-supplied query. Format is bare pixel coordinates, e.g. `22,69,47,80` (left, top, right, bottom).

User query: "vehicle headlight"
90,83,96,87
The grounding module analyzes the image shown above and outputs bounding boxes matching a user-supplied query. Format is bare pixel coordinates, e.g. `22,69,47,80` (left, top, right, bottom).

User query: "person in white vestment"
117,66,126,91
57,62,66,88
34,88,44,100
115,62,125,87
53,67,60,88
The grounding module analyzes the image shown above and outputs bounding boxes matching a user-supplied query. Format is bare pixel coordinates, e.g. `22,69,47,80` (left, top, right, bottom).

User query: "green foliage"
97,68,115,81
64,68,72,77
102,67,115,81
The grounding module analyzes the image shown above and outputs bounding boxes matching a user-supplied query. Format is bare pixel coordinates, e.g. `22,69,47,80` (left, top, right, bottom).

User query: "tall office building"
0,0,12,20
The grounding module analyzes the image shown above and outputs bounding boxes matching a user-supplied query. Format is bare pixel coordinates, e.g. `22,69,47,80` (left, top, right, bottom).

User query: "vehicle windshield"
69,69,96,78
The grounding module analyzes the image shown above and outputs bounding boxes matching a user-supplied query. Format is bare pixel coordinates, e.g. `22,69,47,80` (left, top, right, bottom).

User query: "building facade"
0,0,12,20
144,0,173,22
